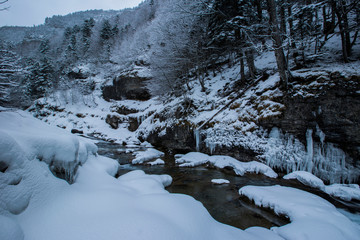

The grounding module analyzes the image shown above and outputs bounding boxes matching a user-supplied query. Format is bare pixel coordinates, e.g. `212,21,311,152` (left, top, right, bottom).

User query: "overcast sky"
0,0,144,27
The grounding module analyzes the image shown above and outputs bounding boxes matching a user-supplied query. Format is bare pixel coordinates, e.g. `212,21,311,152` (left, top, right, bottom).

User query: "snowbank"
324,184,360,201
0,110,97,182
284,171,360,201
239,185,360,240
15,155,277,240
284,171,325,190
176,152,278,178
132,148,165,164
0,215,24,240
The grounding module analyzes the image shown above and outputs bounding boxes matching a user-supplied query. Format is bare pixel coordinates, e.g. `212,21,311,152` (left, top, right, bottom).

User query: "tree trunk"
245,49,256,79
267,0,290,90
280,0,287,35
254,0,263,22
333,0,349,62
239,50,245,81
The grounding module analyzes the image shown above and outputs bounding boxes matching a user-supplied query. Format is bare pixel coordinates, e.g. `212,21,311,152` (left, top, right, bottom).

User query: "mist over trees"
0,0,359,106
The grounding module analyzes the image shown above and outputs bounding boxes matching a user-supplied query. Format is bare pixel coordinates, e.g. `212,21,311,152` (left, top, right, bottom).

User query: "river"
96,141,360,229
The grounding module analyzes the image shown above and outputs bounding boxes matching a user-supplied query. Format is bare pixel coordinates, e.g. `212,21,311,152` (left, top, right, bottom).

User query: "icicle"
316,124,326,146
305,129,314,172
206,141,216,155
194,129,200,152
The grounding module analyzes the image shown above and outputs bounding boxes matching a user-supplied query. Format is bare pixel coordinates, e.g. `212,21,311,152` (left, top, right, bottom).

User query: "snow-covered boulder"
284,171,325,190
0,109,97,182
239,185,360,240
284,171,360,201
176,152,278,178
132,148,164,164
324,184,360,201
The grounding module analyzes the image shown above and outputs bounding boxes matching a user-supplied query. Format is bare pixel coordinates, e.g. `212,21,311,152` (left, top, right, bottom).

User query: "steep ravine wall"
143,73,360,184
260,73,360,165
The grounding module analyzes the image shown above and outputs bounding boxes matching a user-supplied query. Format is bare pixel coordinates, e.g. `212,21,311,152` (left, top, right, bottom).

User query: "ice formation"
194,128,200,152
264,127,358,183
200,116,358,183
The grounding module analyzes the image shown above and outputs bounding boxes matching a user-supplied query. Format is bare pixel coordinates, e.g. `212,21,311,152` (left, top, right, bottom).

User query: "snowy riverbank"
1,108,360,240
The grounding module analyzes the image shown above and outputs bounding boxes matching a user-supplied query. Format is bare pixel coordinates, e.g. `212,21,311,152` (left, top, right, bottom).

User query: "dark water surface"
96,141,360,230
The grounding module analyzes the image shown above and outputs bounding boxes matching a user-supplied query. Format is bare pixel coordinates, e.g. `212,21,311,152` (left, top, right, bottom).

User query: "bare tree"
0,0,9,11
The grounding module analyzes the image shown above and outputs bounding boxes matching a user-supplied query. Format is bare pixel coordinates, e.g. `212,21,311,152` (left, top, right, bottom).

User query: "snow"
132,148,165,164
0,109,97,182
176,152,278,178
239,185,360,240
211,179,230,185
147,158,165,165
324,184,360,201
284,171,325,190
176,152,210,167
284,170,360,201
8,154,266,240
0,215,24,240
1,110,271,240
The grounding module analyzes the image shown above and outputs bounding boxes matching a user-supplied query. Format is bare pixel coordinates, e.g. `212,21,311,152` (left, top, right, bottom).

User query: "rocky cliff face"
102,75,151,101
260,71,360,165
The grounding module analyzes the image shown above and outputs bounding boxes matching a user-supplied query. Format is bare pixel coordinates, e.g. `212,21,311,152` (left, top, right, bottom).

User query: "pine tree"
81,18,95,55
0,48,22,105
25,58,54,100
25,40,55,100
100,20,119,61
100,20,113,41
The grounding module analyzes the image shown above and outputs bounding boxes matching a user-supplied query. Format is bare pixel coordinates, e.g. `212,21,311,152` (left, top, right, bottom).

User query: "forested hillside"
1,0,360,183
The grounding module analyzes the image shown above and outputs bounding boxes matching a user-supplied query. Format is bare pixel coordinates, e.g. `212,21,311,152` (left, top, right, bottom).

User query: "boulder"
105,114,120,129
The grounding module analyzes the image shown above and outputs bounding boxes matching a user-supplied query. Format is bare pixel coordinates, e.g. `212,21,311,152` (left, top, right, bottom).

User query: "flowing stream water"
96,141,360,229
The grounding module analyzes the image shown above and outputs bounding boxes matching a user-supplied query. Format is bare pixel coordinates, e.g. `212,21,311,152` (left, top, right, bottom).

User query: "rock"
113,106,139,115
105,114,120,129
67,70,88,79
128,117,140,132
146,124,196,153
71,129,83,134
75,113,86,118
102,75,151,101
